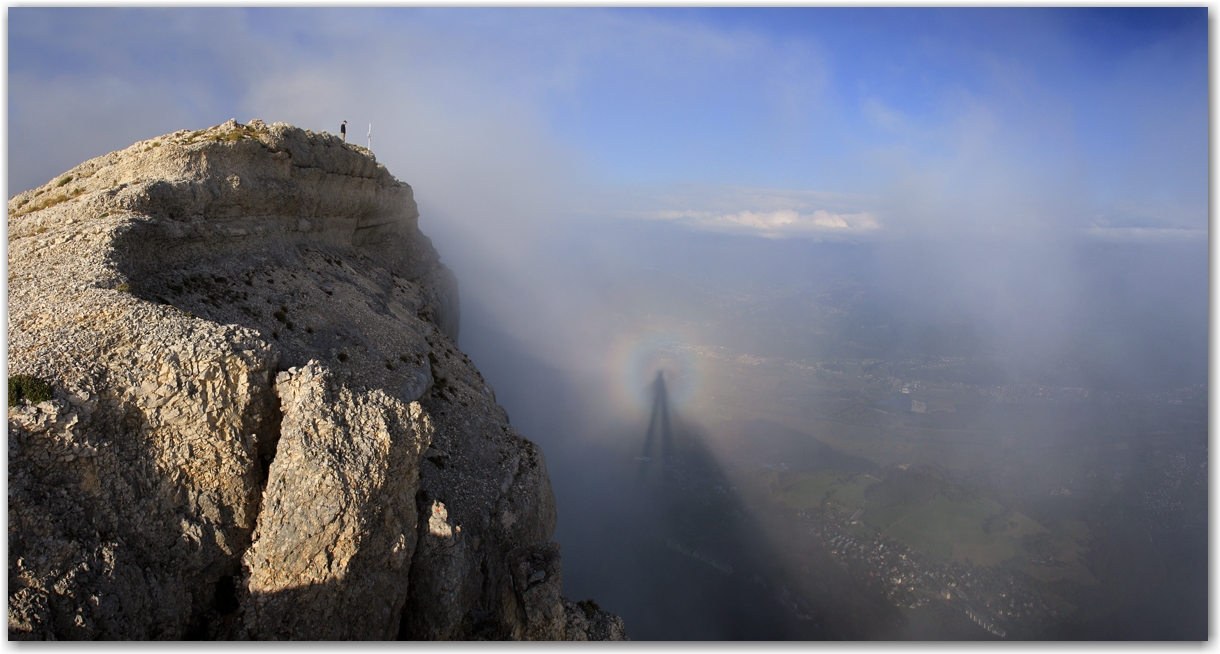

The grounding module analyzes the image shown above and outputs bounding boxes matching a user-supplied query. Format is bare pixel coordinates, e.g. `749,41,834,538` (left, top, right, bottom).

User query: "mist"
420,191,1206,637
9,7,1207,640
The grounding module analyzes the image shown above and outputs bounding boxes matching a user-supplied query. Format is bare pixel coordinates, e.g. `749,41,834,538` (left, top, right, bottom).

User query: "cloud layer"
9,8,1206,245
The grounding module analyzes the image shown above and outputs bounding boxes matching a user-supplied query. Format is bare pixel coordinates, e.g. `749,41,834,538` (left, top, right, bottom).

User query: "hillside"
6,119,626,640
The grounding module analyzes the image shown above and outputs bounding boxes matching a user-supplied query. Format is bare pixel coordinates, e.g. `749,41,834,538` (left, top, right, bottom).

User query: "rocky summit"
7,119,626,640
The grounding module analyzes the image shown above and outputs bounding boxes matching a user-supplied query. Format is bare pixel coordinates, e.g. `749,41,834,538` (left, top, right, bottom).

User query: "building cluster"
1142,449,1207,533
1146,383,1207,406
792,507,1056,639
981,384,1091,404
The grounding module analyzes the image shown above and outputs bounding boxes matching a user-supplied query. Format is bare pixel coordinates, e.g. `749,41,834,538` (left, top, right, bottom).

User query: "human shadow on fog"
565,370,906,640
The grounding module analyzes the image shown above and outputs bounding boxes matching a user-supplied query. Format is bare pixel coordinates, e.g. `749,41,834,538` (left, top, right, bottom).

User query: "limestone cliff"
6,119,626,640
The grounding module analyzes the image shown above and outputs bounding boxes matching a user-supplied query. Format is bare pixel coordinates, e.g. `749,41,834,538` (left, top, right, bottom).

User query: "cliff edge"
7,119,626,640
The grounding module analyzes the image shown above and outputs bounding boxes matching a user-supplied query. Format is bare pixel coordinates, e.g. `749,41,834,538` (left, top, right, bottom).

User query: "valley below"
453,234,1208,640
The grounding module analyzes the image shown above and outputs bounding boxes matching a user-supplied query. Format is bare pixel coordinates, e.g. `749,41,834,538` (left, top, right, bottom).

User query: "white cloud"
645,207,879,239
862,97,903,132
603,184,881,240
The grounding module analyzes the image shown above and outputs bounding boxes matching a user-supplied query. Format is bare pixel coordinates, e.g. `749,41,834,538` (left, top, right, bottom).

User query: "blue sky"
10,12,1210,640
8,7,1208,245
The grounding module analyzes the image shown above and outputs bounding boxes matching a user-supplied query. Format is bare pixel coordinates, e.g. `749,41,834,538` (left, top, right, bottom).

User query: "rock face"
7,120,626,640
241,362,430,640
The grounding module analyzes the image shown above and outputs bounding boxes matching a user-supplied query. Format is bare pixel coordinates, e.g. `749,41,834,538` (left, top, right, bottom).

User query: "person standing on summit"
341,120,347,142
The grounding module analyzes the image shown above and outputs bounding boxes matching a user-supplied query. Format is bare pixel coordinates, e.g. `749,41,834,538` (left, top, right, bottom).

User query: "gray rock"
240,362,430,639
509,542,566,640
8,120,625,641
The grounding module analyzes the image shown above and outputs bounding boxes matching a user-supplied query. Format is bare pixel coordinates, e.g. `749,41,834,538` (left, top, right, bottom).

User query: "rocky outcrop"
240,362,430,640
7,120,624,640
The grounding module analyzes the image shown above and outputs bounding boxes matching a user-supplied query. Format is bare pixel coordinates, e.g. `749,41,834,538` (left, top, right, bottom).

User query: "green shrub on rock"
8,374,52,406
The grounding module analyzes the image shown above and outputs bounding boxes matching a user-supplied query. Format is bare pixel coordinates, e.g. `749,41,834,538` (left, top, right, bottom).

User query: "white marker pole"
367,124,372,151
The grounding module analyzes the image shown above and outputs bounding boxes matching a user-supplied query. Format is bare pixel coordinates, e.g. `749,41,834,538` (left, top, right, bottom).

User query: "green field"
774,469,1098,583
873,496,1027,566
770,470,875,512
712,349,1112,584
